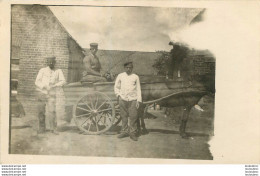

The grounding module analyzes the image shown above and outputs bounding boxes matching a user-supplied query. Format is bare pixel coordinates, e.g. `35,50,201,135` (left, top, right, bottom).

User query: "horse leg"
137,104,149,135
136,104,144,136
179,106,192,138
140,113,149,135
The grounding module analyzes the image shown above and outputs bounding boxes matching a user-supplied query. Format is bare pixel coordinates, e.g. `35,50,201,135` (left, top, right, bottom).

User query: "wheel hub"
91,109,98,116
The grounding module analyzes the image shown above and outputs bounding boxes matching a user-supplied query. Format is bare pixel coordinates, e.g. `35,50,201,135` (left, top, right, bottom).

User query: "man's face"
90,47,98,55
125,64,133,75
47,59,56,69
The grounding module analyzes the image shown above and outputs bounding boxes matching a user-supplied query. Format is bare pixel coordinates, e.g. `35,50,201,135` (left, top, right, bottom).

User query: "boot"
179,120,189,139
136,129,141,137
117,133,129,138
141,128,149,135
51,130,59,135
38,114,46,133
129,133,138,141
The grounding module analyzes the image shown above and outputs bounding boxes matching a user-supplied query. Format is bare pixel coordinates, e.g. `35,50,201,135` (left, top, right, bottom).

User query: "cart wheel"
73,91,115,135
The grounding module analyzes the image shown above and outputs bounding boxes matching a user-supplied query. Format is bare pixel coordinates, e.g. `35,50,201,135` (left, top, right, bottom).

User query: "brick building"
188,49,215,76
12,5,84,95
11,5,215,95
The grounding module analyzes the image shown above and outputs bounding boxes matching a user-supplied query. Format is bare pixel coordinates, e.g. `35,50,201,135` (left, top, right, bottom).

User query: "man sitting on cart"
81,43,107,83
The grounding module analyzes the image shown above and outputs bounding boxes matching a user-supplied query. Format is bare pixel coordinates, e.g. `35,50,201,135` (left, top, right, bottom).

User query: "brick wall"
188,52,215,93
187,49,215,77
67,36,85,83
192,56,215,75
12,5,82,95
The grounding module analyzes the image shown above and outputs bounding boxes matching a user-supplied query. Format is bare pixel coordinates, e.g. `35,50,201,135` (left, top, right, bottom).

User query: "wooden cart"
64,79,207,135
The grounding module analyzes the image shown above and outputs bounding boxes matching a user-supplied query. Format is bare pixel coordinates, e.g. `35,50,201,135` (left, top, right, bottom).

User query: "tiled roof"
84,49,162,75
84,48,215,75
188,49,215,62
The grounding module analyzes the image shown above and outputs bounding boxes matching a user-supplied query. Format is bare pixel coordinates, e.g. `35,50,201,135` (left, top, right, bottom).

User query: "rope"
143,90,207,104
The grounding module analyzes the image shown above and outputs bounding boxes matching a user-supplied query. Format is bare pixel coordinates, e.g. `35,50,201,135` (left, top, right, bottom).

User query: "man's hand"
45,85,51,91
45,84,56,91
82,71,87,77
50,84,56,89
136,101,140,109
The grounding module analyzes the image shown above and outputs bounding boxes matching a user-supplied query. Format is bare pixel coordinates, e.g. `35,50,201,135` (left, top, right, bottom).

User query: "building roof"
46,6,83,51
188,49,215,62
11,5,83,60
190,9,206,25
83,47,215,75
84,49,162,75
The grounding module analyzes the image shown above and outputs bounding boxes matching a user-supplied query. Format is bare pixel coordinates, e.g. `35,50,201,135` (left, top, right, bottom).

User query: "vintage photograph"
10,4,215,160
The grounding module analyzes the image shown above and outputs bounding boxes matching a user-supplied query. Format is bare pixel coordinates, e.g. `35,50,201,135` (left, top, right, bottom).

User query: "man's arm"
35,69,45,89
83,56,102,76
136,75,142,102
114,74,121,98
54,69,66,87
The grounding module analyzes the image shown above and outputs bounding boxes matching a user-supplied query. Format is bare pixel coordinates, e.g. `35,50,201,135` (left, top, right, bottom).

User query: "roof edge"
45,6,84,51
83,48,165,54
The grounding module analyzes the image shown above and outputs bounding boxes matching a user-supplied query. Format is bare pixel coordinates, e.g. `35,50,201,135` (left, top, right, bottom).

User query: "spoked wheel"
73,91,115,135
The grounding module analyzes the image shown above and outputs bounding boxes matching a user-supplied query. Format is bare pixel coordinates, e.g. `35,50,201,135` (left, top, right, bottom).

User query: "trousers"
119,98,138,134
37,91,57,132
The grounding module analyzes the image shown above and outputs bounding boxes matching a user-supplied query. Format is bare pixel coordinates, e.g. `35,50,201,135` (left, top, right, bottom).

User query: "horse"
136,76,214,138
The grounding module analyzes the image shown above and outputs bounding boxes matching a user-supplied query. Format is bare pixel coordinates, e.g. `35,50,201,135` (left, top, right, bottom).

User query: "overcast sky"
49,6,201,52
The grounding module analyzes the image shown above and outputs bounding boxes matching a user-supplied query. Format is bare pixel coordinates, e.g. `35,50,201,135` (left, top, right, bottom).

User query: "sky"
49,6,202,52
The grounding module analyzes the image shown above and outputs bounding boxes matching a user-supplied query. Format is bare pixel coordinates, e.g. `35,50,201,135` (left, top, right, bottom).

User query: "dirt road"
10,95,214,160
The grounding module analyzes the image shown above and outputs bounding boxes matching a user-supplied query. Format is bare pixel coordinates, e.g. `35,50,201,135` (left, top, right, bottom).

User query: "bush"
152,51,170,76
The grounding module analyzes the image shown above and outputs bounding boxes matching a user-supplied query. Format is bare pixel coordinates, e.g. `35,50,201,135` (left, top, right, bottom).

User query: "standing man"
35,56,66,135
81,43,107,82
114,61,142,141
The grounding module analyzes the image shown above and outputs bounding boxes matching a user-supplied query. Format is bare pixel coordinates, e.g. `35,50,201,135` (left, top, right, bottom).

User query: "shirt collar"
124,72,133,76
90,53,97,58
47,66,56,72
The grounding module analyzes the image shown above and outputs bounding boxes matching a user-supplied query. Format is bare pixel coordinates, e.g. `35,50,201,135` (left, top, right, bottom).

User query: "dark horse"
137,76,214,138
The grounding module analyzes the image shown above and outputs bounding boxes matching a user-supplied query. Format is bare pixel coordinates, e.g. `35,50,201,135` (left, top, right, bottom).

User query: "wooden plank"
64,86,94,92
64,80,207,107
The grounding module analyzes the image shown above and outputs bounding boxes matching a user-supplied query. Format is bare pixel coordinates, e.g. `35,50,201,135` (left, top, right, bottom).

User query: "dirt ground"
10,95,214,160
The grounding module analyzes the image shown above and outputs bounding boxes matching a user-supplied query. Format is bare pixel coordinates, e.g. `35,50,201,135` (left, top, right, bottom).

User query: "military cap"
90,43,98,48
45,56,56,61
124,61,133,67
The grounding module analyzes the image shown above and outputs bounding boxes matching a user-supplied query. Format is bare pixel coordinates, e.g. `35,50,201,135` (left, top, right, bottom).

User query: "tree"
168,42,189,79
153,42,190,79
152,51,170,76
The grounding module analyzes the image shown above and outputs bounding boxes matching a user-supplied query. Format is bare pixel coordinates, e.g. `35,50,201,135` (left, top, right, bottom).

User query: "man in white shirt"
114,61,142,141
35,56,66,135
